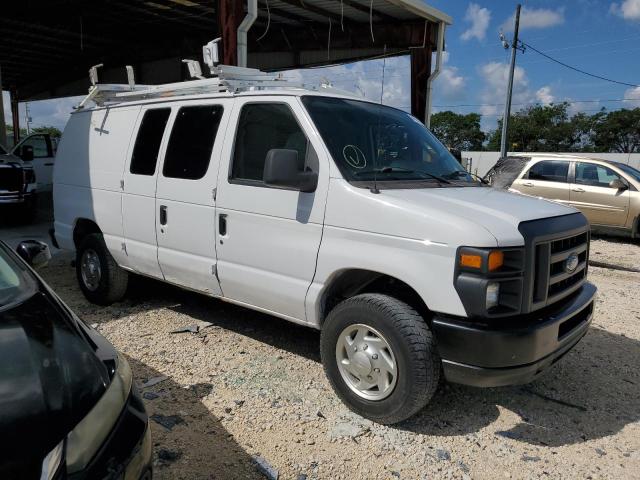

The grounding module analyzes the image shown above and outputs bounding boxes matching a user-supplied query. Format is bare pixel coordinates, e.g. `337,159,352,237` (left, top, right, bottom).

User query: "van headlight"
454,246,525,317
40,438,64,480
486,282,500,310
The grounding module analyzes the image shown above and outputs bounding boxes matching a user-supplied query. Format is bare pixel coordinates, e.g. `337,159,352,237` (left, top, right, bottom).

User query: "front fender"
305,225,469,327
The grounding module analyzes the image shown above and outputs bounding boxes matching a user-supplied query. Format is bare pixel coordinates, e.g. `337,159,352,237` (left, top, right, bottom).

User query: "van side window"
130,109,171,175
231,103,308,183
526,160,569,183
163,105,224,180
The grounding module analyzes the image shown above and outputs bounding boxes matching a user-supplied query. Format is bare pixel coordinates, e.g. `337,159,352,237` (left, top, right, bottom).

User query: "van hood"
381,186,578,245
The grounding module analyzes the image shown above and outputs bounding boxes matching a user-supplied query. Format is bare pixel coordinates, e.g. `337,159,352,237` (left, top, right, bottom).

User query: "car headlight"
486,282,500,310
40,439,64,480
455,247,525,317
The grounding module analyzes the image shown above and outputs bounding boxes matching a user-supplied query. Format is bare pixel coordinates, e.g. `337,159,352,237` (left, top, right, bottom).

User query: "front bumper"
67,388,153,480
433,282,596,387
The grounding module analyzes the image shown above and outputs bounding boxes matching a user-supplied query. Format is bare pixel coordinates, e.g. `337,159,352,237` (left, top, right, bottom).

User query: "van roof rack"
76,64,356,109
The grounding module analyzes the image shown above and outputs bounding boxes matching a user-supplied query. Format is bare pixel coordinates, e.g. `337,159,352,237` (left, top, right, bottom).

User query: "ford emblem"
565,253,579,273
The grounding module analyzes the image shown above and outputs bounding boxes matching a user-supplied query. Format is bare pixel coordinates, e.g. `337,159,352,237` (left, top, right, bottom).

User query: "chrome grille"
532,230,589,309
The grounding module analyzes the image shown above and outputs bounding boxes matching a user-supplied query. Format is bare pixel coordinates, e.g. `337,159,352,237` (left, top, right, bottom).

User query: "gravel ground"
31,238,640,480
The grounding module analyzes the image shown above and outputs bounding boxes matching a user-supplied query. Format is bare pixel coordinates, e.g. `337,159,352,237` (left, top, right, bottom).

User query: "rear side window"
130,109,170,175
526,160,569,183
163,105,224,180
575,163,621,188
231,103,308,182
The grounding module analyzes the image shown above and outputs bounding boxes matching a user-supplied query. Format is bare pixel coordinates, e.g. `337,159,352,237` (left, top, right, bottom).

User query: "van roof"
73,87,372,114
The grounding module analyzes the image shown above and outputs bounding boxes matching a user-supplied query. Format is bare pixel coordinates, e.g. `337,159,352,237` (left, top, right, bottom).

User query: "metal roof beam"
331,0,396,22
274,0,346,23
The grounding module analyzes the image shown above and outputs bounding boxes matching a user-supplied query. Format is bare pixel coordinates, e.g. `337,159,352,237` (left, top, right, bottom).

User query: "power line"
522,41,640,88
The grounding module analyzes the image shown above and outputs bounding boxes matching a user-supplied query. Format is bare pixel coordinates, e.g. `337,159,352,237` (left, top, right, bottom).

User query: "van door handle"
572,187,585,193
522,182,534,187
159,205,168,225
219,214,227,237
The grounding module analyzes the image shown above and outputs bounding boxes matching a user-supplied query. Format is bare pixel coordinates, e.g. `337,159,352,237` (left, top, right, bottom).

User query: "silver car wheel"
80,249,102,292
335,323,398,401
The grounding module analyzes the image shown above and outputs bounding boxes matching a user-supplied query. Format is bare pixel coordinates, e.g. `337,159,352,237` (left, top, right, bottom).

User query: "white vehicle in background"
52,61,597,424
11,133,57,192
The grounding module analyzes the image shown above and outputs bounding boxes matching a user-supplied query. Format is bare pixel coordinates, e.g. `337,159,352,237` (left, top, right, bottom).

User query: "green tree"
591,108,640,153
32,125,63,138
430,111,485,151
487,102,592,152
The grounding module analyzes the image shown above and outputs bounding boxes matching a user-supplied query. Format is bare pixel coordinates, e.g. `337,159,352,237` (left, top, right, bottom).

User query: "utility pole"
25,102,32,135
500,4,521,158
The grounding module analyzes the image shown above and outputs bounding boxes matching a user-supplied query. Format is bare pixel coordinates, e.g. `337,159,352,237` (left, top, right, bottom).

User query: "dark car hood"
0,292,112,472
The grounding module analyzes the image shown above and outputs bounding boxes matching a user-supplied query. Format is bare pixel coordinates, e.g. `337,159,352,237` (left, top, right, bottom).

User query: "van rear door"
154,100,231,295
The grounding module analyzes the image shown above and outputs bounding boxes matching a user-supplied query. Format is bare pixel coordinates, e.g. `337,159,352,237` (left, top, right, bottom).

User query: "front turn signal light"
488,250,505,271
460,254,482,269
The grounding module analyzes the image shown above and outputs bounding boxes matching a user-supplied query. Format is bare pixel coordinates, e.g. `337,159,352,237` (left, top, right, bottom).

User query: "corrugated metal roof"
260,1,451,25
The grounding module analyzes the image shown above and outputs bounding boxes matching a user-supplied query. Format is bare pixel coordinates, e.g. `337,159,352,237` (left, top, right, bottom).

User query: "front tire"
76,233,128,305
320,293,440,425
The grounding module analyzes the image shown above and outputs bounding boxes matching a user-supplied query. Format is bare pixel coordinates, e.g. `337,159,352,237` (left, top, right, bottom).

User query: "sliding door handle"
572,187,585,193
159,205,168,225
219,214,227,236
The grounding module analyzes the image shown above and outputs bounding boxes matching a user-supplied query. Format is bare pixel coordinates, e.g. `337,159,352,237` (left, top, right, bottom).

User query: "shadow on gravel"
127,275,321,362
124,277,639,449
125,354,262,479
400,327,640,447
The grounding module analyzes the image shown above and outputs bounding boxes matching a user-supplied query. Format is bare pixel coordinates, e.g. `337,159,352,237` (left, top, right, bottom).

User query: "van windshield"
301,96,475,186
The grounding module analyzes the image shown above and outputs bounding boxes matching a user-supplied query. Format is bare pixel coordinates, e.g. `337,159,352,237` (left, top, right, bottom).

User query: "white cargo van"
53,66,596,424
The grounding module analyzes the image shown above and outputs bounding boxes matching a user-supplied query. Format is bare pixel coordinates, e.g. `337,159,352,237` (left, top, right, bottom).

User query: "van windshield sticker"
342,145,367,169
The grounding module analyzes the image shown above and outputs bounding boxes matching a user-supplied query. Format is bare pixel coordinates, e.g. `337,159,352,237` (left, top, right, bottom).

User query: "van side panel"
53,107,141,267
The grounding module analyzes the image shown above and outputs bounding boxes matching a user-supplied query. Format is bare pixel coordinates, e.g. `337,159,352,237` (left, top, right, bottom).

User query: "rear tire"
76,233,128,305
320,293,440,425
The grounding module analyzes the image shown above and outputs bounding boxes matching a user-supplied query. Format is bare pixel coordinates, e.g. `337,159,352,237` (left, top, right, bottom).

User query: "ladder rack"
78,64,354,108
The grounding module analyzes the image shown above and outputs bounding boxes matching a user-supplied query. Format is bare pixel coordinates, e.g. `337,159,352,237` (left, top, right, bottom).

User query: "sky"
3,0,640,136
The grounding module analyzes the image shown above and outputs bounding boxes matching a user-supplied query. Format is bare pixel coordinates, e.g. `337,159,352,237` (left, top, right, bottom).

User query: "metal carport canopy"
0,0,450,118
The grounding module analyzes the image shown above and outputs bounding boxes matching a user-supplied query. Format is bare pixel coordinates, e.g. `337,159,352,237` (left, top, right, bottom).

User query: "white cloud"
477,61,555,129
623,86,640,107
501,7,564,31
435,66,466,101
431,51,466,102
536,86,555,105
479,62,531,117
611,0,640,20
2,91,80,136
284,56,411,111
461,3,492,41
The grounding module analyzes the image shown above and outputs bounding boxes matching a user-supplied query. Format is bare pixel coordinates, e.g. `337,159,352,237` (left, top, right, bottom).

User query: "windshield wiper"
444,170,488,184
354,167,451,184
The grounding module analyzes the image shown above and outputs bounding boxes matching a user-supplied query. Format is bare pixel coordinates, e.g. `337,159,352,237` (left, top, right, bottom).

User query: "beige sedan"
490,154,640,238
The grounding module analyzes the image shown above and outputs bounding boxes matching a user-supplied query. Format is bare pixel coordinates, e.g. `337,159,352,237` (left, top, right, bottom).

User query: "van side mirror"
21,145,34,162
263,149,318,193
16,240,51,269
609,179,628,190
